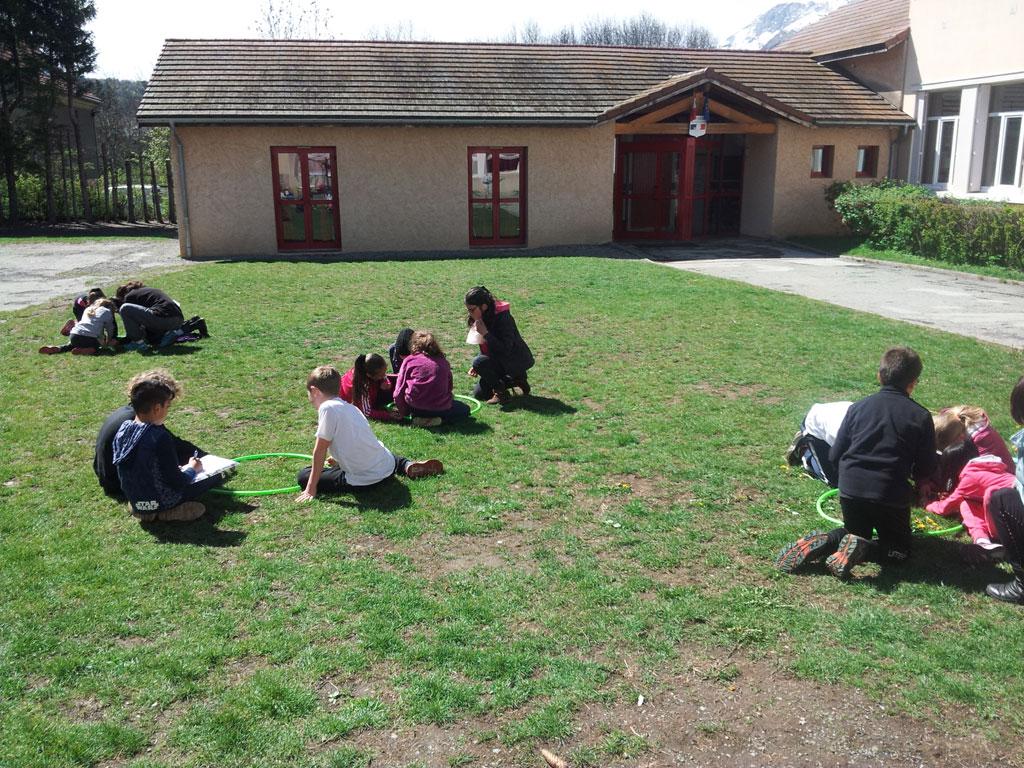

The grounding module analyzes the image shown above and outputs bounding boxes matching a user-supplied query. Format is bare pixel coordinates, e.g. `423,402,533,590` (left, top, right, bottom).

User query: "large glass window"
468,147,526,246
271,147,341,250
981,83,1024,188
923,90,960,186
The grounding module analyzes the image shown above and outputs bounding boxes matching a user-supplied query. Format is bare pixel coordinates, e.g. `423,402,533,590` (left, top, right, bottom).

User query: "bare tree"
366,21,419,42
502,13,716,49
250,0,334,39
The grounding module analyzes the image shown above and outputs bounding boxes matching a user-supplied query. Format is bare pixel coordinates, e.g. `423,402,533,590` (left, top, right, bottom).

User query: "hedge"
829,180,1024,272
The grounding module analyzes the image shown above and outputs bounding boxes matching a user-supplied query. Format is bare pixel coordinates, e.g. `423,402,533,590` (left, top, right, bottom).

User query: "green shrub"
829,180,1024,271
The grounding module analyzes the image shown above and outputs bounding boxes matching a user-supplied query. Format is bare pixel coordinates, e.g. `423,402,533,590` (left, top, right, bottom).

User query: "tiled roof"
775,0,910,60
138,39,912,126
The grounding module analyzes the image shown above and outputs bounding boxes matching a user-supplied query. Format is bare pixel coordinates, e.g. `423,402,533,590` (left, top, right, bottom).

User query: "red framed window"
271,147,341,250
856,145,879,178
468,147,526,246
810,145,834,178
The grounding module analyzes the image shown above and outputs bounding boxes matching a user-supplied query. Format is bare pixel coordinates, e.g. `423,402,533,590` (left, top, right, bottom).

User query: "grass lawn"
789,235,1024,282
3,256,1024,767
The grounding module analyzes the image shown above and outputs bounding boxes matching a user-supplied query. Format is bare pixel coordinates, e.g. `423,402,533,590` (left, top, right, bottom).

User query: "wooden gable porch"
600,68,812,241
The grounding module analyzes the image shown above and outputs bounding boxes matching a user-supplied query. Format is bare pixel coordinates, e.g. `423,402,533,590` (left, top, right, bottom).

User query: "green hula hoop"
210,452,313,497
385,394,482,418
815,487,964,537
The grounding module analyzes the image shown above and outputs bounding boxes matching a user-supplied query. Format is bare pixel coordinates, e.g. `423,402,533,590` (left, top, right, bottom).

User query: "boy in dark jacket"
776,347,938,579
94,400,206,498
112,369,225,522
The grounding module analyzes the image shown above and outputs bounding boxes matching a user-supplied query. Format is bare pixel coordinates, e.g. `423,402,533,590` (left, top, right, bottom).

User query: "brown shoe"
156,501,206,522
486,389,510,405
405,459,444,479
38,345,64,354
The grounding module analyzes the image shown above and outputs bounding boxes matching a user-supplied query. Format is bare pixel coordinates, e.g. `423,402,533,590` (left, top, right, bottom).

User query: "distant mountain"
724,0,851,50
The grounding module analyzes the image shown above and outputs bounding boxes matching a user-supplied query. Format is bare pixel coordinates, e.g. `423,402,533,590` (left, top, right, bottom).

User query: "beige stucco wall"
907,0,1024,88
172,124,614,257
835,44,908,108
740,132,777,238
771,122,894,237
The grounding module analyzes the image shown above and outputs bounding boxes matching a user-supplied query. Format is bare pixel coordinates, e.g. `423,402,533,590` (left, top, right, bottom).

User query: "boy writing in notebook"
113,369,229,522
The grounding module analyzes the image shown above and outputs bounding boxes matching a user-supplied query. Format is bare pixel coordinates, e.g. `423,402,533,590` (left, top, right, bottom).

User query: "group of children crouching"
777,346,1024,606
93,286,535,523
39,283,207,355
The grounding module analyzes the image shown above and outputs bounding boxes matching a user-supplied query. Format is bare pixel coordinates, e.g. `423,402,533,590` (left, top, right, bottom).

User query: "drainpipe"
170,121,192,258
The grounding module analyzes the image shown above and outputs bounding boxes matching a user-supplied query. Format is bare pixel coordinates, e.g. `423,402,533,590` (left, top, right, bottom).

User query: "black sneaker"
196,318,209,338
775,531,831,573
784,430,804,466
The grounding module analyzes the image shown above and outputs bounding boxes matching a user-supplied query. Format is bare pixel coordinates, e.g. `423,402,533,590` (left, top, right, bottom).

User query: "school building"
137,0,1021,258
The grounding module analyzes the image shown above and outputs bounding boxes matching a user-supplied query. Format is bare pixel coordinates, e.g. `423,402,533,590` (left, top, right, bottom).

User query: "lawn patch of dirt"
335,647,1019,767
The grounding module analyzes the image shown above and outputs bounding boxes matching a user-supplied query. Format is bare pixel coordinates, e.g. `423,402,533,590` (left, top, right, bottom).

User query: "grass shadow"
859,536,1008,595
431,419,493,436
140,498,253,547
136,344,203,357
500,395,577,415
315,479,413,513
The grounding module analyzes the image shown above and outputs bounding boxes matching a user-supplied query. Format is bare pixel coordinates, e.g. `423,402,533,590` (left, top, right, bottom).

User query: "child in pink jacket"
926,437,1016,560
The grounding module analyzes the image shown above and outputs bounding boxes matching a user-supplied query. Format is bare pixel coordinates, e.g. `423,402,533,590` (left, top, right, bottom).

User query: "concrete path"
650,242,1024,350
0,237,186,312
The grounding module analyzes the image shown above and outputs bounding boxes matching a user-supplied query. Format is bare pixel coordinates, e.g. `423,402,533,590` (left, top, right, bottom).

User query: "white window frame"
923,116,958,187
982,111,1024,190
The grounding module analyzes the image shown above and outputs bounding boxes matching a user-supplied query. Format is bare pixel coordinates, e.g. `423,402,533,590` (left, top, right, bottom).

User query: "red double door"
614,136,743,241
271,147,341,250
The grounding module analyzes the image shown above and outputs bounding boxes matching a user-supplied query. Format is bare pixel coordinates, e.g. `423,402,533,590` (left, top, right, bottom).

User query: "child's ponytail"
353,354,368,404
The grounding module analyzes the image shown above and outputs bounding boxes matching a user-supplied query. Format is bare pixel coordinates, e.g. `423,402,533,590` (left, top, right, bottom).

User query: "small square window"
811,145,834,178
856,145,879,178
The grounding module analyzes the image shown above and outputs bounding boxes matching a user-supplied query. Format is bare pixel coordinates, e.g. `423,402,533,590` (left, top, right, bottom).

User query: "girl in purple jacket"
395,332,471,427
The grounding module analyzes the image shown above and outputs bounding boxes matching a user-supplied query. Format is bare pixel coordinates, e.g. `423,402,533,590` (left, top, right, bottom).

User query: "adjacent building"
779,0,1024,204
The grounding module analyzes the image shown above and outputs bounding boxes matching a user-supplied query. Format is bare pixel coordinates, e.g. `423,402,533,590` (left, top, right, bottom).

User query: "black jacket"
483,310,534,376
123,287,183,319
94,405,203,496
829,385,937,507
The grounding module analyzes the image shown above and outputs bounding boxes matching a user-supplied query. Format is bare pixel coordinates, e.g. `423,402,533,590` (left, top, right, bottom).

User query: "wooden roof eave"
597,66,815,128
810,28,909,64
137,114,602,128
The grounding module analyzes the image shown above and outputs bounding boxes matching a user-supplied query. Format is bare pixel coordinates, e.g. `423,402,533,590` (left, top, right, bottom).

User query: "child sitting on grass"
296,365,444,502
40,297,119,356
395,332,471,427
776,347,938,579
340,353,399,422
113,369,227,522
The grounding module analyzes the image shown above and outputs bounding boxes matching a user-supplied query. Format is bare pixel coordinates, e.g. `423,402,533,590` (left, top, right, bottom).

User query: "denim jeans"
119,303,184,342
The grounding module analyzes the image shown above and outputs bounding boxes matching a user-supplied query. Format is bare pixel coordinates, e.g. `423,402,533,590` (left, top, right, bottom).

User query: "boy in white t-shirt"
784,401,853,487
296,365,443,501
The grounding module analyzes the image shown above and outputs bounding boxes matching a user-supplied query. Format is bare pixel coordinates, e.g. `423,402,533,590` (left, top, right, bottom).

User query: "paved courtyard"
650,242,1024,349
0,236,185,312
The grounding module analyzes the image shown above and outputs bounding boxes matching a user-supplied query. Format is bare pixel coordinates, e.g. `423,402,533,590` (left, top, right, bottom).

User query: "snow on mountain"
724,0,851,50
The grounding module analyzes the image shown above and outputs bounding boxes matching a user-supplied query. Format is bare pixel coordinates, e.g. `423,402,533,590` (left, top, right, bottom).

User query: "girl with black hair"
339,353,399,422
464,286,534,405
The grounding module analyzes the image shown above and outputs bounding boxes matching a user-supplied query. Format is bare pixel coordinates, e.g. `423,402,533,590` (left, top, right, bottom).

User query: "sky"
88,0,783,81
